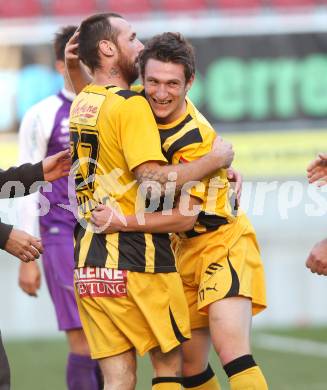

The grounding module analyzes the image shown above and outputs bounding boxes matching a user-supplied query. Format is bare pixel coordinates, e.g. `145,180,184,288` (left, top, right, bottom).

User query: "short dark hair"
54,25,77,61
78,12,123,72
139,32,195,83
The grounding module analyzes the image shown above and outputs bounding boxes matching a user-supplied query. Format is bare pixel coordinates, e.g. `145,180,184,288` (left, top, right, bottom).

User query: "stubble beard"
117,48,139,86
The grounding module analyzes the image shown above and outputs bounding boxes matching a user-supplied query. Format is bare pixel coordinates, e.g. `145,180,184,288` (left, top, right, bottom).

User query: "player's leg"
209,297,251,364
175,247,222,390
182,327,221,390
209,296,268,390
196,216,268,389
182,328,210,376
66,328,103,390
66,328,90,355
98,349,136,390
74,270,139,389
149,345,183,390
42,243,102,390
74,269,188,390
126,271,190,390
0,332,10,390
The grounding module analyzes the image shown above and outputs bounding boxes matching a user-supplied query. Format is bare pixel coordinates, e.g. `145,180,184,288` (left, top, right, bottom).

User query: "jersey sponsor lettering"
74,267,127,298
70,92,105,127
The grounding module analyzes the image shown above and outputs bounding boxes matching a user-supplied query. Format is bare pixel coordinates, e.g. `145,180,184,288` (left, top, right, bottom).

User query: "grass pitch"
5,326,327,389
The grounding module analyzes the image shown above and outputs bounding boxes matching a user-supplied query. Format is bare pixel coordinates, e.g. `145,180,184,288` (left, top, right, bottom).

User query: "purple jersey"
40,91,76,243
18,88,76,244
18,88,81,332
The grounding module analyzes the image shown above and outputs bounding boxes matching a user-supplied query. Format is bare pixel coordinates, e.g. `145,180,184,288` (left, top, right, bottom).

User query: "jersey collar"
157,100,191,130
60,88,76,102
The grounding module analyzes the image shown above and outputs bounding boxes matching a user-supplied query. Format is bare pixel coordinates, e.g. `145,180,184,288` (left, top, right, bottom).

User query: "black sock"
223,354,257,378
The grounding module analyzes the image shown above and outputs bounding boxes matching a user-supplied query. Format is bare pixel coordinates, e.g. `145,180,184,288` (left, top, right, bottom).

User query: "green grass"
5,327,327,389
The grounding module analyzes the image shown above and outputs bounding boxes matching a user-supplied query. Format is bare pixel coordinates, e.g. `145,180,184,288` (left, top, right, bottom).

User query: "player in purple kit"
17,26,102,390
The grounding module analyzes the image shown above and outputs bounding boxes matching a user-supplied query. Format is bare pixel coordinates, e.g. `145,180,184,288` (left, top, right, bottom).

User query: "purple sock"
66,353,102,390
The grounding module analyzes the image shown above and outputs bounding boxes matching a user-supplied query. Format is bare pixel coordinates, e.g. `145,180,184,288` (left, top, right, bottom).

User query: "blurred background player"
91,32,268,390
306,153,327,275
16,26,102,390
1,150,71,390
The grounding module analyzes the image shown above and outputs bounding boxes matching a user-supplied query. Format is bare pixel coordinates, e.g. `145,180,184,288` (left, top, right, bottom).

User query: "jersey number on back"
70,127,99,192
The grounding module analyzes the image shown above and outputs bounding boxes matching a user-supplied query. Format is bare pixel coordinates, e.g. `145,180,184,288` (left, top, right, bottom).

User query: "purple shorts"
42,241,82,331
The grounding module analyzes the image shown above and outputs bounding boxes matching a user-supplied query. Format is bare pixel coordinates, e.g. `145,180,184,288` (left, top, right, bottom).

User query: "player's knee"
66,329,90,356
70,341,90,356
150,346,182,377
182,348,208,376
182,359,208,377
213,332,251,366
210,321,250,364
104,369,136,390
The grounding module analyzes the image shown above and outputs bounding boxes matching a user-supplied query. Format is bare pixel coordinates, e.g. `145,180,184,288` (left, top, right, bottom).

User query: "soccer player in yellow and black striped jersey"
69,14,235,390
91,33,268,390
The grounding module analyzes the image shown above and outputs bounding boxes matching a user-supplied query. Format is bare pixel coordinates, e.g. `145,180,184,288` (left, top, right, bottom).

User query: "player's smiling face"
143,59,194,124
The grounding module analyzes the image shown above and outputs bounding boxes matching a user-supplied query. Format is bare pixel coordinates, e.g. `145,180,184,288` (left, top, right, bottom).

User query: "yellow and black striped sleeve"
169,126,215,203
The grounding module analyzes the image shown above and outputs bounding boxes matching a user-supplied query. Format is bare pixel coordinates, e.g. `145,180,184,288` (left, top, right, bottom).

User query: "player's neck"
157,99,188,125
93,67,129,89
63,79,75,95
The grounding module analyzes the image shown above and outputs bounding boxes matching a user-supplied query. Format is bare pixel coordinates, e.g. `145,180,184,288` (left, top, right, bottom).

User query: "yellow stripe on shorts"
105,233,119,269
78,230,93,268
144,233,155,273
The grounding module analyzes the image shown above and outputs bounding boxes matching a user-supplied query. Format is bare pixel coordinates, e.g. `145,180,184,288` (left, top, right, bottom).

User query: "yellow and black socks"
152,376,183,389
223,354,268,390
183,364,221,390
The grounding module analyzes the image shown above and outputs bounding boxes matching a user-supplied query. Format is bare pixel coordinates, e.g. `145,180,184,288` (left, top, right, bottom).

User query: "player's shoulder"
21,95,64,129
111,86,149,114
82,84,149,118
115,88,140,100
186,97,215,134
85,84,145,101
115,87,146,104
24,94,63,118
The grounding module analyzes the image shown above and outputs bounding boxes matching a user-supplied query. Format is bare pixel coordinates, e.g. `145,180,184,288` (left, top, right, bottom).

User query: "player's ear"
98,40,116,58
55,60,65,75
185,73,195,92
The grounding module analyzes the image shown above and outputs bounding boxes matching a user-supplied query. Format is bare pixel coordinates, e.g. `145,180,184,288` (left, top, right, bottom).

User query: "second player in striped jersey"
91,33,268,390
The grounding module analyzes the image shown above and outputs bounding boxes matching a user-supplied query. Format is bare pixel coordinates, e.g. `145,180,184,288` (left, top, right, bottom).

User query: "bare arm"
19,261,41,296
133,136,234,200
90,196,201,234
64,29,91,94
